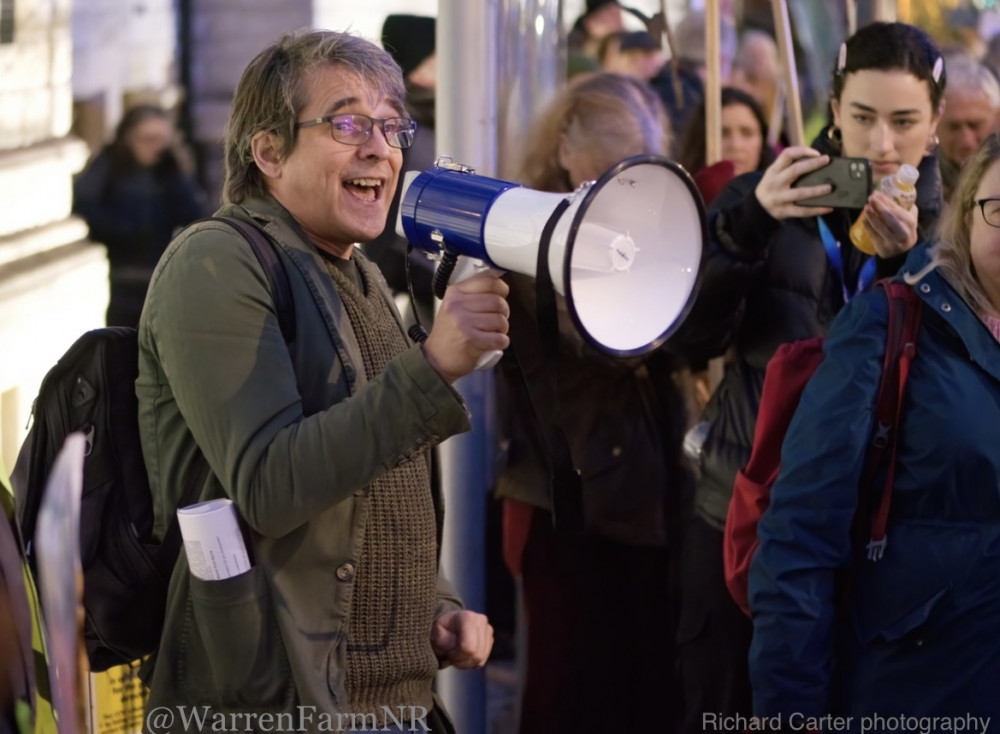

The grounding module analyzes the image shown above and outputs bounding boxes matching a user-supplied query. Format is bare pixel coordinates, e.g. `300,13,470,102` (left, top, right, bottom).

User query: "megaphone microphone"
397,154,705,367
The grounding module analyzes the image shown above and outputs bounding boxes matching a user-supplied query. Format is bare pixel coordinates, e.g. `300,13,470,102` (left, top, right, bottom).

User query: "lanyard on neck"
818,218,876,303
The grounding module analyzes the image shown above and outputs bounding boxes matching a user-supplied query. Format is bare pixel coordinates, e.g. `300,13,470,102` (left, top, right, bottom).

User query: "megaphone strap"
500,344,583,536
529,197,585,533
535,198,573,364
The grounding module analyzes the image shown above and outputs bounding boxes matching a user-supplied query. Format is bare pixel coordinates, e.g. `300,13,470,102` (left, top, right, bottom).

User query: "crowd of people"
6,1,1000,733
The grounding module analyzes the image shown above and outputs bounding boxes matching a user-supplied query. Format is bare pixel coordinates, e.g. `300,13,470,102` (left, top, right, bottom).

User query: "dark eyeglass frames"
977,199,1000,228
295,113,417,149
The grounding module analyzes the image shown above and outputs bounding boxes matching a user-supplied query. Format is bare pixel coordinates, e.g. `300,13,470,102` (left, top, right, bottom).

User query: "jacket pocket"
189,565,291,706
853,586,949,645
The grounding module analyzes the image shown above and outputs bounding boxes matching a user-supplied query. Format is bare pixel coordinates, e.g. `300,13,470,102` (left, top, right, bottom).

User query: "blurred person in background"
937,51,1000,202
599,30,666,82
729,29,781,137
678,85,776,207
567,0,627,76
73,104,208,327
650,9,738,158
497,71,692,734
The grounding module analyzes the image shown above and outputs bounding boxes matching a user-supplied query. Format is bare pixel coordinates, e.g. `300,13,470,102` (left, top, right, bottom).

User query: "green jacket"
137,195,470,722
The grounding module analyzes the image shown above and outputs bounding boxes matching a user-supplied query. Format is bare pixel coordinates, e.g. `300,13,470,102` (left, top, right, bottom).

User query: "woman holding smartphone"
670,21,945,733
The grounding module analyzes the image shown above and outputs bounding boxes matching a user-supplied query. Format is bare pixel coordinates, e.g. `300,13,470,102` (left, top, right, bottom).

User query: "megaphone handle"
435,254,505,372
475,349,503,371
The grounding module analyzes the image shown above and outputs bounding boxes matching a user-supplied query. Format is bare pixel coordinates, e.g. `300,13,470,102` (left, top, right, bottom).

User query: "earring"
826,125,842,152
926,133,940,154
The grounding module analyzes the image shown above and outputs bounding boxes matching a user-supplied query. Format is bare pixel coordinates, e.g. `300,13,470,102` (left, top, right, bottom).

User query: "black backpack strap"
210,216,297,345
150,217,295,573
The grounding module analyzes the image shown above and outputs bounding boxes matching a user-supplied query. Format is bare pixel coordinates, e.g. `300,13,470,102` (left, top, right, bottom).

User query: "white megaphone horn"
397,154,705,365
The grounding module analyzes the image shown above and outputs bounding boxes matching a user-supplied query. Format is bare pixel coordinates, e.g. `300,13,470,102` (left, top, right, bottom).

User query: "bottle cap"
896,163,920,186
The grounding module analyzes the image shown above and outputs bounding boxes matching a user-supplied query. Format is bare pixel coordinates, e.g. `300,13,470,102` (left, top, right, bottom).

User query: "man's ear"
251,131,283,179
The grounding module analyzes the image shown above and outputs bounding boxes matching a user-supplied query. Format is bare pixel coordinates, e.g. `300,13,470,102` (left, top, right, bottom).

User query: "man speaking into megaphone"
137,30,504,728
397,72,706,732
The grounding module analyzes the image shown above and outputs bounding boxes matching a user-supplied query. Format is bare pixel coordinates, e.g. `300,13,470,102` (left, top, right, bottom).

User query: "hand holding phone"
755,147,838,220
791,157,872,208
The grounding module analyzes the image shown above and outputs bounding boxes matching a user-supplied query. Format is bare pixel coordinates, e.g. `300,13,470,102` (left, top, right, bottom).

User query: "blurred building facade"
0,0,434,470
0,0,98,471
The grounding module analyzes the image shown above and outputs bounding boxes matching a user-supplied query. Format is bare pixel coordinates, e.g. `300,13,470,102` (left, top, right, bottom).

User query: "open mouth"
345,177,383,202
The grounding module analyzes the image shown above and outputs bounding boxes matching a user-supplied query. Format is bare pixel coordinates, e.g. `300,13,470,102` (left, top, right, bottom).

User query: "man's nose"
358,123,393,157
962,126,981,151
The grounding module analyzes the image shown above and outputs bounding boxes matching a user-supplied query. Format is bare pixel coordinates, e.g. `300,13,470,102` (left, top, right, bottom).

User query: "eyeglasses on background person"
295,113,418,149
977,198,1000,227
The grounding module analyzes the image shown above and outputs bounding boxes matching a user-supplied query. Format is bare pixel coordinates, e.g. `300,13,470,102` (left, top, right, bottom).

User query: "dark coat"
73,148,207,326
750,246,1000,720
675,131,943,529
495,272,692,547
73,148,206,273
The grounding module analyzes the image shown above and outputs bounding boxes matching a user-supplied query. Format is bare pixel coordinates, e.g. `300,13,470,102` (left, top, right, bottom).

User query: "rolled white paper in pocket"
177,498,251,581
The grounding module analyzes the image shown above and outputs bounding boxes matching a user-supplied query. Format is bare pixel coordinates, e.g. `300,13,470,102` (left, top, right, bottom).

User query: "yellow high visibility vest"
0,454,58,734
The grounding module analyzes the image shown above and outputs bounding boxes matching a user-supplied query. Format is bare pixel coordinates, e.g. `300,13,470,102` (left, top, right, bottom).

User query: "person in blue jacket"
749,132,1000,723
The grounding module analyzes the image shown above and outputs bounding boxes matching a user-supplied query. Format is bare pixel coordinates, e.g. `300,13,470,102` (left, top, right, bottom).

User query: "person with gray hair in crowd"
937,51,1000,202
138,28,509,732
649,8,738,157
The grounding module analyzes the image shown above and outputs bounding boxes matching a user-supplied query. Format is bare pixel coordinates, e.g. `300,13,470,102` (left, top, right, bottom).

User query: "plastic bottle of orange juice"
849,164,920,255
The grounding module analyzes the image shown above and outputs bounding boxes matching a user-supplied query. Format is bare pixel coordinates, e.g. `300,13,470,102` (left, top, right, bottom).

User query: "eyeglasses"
977,198,1000,228
295,113,417,149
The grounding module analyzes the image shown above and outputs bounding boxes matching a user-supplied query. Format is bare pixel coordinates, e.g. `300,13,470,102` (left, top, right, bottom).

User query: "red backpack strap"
856,280,923,562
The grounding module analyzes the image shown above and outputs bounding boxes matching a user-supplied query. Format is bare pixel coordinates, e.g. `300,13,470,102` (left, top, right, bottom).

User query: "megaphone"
397,154,705,360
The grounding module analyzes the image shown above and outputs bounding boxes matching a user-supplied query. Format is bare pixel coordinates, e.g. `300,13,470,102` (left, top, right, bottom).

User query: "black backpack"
11,216,294,672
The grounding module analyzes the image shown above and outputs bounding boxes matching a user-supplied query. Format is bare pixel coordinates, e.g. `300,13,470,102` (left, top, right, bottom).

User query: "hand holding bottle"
849,164,920,257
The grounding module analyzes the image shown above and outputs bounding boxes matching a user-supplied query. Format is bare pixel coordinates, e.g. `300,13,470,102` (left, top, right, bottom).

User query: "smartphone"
791,157,872,208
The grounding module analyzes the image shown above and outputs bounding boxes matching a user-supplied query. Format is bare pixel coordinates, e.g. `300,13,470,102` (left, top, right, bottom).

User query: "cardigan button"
336,563,356,582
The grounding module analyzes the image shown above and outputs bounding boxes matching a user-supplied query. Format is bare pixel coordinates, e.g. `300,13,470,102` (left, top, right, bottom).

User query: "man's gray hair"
944,51,1000,109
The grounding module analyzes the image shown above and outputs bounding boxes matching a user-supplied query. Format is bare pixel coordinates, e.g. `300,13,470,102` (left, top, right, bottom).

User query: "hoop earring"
827,125,842,152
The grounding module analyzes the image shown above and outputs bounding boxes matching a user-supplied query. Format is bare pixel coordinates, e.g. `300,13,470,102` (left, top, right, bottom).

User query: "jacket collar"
221,195,392,391
901,244,1000,381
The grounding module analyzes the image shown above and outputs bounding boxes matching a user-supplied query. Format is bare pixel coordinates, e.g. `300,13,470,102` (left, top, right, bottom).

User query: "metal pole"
496,0,564,179
435,2,498,732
